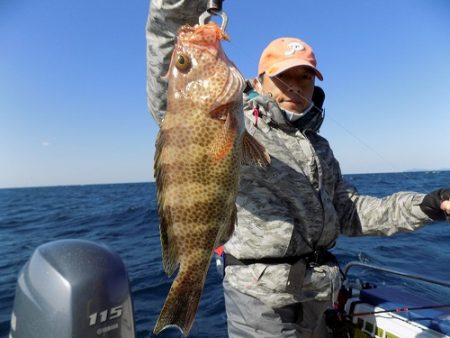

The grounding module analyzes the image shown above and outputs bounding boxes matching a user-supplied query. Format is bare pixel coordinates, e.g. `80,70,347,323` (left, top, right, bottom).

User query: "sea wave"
1,172,449,337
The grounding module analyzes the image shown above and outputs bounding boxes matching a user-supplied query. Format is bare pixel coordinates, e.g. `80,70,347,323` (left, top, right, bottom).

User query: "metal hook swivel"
199,0,228,32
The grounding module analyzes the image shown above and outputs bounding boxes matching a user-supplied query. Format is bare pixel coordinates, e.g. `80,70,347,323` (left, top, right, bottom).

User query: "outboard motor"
10,239,135,337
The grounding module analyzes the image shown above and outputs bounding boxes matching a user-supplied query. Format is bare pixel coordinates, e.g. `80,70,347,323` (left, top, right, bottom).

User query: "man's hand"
441,200,450,215
420,188,450,221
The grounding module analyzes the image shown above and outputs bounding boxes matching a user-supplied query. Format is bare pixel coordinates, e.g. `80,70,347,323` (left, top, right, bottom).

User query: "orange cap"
258,37,323,80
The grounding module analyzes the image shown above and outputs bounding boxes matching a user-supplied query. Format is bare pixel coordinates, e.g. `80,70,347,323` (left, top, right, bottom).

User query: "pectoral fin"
210,103,238,162
241,131,271,167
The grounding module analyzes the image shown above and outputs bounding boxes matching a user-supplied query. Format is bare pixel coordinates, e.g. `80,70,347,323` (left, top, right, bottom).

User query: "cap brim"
265,59,323,81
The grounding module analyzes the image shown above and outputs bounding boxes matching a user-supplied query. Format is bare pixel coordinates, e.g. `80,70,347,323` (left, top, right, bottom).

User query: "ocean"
1,171,450,337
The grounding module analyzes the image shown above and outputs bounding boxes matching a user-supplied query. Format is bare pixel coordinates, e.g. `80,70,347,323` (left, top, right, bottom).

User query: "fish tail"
153,255,210,336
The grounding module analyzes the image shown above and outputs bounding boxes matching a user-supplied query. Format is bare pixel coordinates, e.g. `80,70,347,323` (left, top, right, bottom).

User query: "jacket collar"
243,81,325,133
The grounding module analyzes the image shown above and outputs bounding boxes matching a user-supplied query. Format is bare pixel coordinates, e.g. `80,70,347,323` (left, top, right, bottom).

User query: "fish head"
166,22,245,113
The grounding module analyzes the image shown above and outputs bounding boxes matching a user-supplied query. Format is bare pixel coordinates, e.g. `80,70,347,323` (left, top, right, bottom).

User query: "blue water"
1,171,450,337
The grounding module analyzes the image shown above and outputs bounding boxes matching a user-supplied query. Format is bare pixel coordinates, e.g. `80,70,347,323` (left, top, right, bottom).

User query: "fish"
153,22,270,336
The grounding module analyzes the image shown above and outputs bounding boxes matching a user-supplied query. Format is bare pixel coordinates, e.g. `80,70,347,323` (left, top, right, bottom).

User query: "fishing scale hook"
199,0,228,32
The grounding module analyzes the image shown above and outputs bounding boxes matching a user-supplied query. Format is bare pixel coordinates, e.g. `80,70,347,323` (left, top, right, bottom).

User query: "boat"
327,261,450,338
9,240,450,337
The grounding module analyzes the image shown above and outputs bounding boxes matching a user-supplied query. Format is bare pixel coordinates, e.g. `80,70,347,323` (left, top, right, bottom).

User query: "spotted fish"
153,22,270,336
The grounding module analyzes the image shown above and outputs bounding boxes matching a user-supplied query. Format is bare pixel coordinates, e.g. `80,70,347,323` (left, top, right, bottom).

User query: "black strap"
224,250,336,268
225,254,300,266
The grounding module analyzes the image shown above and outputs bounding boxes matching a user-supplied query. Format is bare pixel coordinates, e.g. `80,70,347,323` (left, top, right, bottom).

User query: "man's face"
259,66,315,113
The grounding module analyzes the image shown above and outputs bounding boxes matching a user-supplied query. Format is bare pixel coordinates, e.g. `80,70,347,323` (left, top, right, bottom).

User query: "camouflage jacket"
222,88,431,307
146,0,433,308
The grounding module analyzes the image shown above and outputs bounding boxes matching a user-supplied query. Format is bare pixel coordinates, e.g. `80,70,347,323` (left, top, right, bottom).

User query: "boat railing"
343,261,450,289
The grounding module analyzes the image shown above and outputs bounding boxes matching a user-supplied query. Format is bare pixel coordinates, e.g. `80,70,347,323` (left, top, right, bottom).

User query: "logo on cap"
285,42,305,56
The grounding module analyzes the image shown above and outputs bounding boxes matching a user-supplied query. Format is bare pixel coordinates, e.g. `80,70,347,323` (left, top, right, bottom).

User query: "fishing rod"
343,261,450,288
343,261,450,318
273,75,450,221
351,304,450,317
273,74,408,173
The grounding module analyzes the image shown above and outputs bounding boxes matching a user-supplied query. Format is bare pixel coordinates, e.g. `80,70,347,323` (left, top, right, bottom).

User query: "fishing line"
272,75,445,196
273,75,402,172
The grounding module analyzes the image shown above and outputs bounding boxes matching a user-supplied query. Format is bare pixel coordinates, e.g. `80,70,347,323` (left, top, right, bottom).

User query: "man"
146,1,450,337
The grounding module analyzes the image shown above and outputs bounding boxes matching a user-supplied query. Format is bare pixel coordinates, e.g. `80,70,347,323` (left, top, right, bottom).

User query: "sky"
1,0,449,188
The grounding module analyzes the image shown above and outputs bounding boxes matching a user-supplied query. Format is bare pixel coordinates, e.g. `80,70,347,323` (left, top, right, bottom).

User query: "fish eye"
175,53,191,71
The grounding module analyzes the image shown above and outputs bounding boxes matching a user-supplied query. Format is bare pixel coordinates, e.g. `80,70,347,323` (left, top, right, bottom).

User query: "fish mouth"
178,23,227,48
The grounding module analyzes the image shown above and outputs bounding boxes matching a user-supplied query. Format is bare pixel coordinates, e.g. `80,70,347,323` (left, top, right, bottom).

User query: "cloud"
41,141,50,147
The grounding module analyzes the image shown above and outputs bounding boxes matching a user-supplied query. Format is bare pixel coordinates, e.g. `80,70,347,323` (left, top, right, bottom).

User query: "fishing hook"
199,0,228,32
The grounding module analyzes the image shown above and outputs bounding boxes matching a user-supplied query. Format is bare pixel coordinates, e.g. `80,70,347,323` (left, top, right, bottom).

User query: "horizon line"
1,169,449,190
